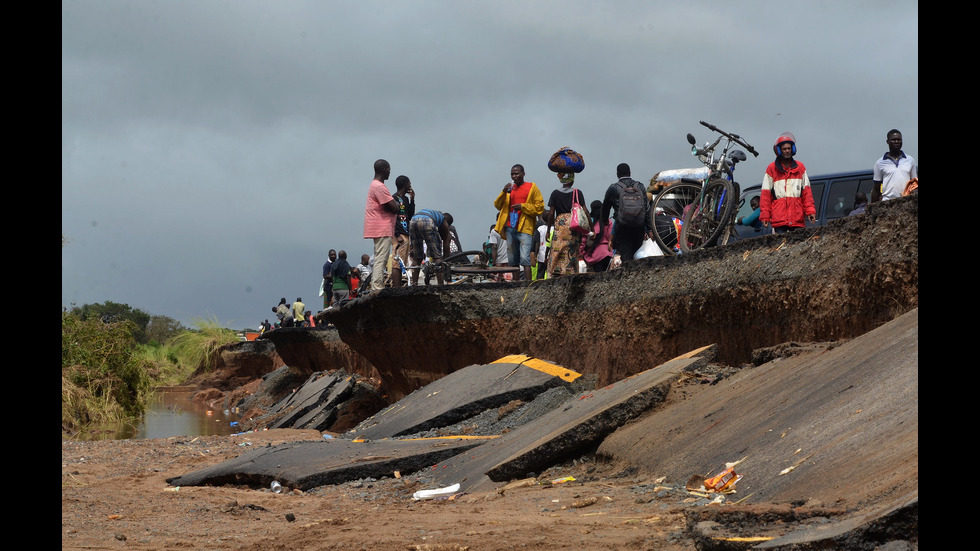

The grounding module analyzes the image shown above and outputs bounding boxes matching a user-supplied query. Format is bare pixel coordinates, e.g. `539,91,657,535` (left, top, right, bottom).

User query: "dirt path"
63,428,703,550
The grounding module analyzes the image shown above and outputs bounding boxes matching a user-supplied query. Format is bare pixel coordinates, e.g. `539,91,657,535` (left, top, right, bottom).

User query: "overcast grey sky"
62,0,918,329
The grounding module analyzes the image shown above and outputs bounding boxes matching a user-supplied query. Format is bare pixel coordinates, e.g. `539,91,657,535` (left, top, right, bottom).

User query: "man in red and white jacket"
760,132,816,233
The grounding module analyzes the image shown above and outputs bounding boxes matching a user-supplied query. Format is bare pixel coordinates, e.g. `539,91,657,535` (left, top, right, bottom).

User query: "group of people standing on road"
266,128,915,329
488,161,654,280
363,159,464,292
268,297,314,329
492,128,916,277
740,128,916,234
356,128,917,293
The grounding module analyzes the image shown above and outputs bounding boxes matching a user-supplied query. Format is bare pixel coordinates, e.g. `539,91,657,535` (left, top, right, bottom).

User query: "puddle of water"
71,388,244,441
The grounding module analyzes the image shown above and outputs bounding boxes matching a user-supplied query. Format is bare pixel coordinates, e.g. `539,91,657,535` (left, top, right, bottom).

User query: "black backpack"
616,180,646,227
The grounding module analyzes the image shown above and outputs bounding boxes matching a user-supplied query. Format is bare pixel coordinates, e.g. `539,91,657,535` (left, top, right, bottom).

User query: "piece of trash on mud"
571,496,598,509
322,434,334,440
406,544,471,551
412,482,460,500
107,514,124,520
707,495,727,505
550,476,575,484
498,478,536,494
703,466,742,492
271,481,283,493
779,452,814,475
712,536,775,543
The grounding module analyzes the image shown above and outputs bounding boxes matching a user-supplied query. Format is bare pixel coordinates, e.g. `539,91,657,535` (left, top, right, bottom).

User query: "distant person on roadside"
448,223,463,256
871,129,917,203
322,249,337,309
581,200,613,272
355,254,371,290
391,175,415,288
292,297,306,326
363,159,399,292
530,214,550,280
736,196,762,228
275,298,293,327
494,164,545,282
408,209,454,286
849,192,869,216
330,250,354,303
600,163,653,263
349,267,361,297
546,172,587,278
304,311,315,328
759,132,816,234
488,224,509,268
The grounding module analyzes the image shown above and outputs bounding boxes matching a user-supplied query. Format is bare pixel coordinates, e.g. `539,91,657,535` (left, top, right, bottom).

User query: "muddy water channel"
78,387,243,441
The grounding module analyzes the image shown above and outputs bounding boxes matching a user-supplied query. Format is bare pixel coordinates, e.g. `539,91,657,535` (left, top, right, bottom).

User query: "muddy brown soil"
60,381,747,551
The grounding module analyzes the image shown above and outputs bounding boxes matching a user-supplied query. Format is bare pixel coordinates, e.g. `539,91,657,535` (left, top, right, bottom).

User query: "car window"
735,189,761,221
826,179,862,219
857,177,875,197
809,181,825,220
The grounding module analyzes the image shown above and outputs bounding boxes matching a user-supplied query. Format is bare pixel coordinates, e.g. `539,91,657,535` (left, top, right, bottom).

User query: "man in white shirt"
872,129,917,202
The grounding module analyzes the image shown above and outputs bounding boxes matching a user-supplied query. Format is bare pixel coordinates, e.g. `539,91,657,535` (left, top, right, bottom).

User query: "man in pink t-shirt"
363,159,399,292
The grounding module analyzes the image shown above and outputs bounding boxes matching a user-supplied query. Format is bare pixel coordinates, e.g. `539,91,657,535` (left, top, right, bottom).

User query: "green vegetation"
62,302,241,438
165,316,241,376
62,311,152,435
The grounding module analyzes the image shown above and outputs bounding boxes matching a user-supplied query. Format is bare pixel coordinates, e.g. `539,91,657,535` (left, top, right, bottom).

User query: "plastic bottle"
271,481,282,493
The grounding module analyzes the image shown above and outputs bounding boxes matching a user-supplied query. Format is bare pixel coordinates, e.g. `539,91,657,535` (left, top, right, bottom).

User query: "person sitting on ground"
736,196,762,228
848,192,869,216
409,209,454,286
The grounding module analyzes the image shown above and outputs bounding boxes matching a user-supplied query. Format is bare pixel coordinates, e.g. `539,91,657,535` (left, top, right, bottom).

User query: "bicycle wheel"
678,179,735,253
651,182,702,256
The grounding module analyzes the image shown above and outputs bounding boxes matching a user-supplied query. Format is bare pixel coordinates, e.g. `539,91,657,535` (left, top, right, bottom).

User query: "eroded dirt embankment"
322,196,917,402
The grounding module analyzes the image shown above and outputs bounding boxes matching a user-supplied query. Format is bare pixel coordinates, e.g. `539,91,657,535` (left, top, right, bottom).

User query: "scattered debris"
412,483,461,501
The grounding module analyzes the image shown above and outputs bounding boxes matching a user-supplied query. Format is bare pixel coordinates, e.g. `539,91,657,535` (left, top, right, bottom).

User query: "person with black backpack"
599,163,653,264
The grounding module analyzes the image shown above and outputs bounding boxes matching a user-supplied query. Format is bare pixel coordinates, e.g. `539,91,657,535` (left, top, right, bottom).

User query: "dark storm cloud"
62,0,917,328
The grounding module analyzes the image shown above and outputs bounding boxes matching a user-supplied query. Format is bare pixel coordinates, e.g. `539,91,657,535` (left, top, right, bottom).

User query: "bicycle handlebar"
700,120,760,157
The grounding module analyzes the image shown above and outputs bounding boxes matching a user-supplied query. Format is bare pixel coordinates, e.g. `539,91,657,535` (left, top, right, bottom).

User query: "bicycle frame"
680,122,759,251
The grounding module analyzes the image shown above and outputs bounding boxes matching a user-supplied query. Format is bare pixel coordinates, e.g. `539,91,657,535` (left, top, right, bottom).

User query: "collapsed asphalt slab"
166,436,487,491
412,346,714,494
168,355,588,491
345,354,584,440
266,370,352,430
600,308,919,549
166,351,701,493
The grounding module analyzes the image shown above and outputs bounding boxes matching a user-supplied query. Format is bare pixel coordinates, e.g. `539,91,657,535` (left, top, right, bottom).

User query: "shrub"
62,312,152,433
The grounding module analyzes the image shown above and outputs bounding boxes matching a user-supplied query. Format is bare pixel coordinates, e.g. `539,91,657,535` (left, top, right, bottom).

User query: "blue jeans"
505,227,533,267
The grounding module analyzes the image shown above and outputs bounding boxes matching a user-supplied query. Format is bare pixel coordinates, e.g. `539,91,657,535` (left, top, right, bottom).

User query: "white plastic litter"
411,483,460,501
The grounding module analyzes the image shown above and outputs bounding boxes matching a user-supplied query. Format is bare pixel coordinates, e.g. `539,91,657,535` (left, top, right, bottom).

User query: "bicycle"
650,121,759,255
